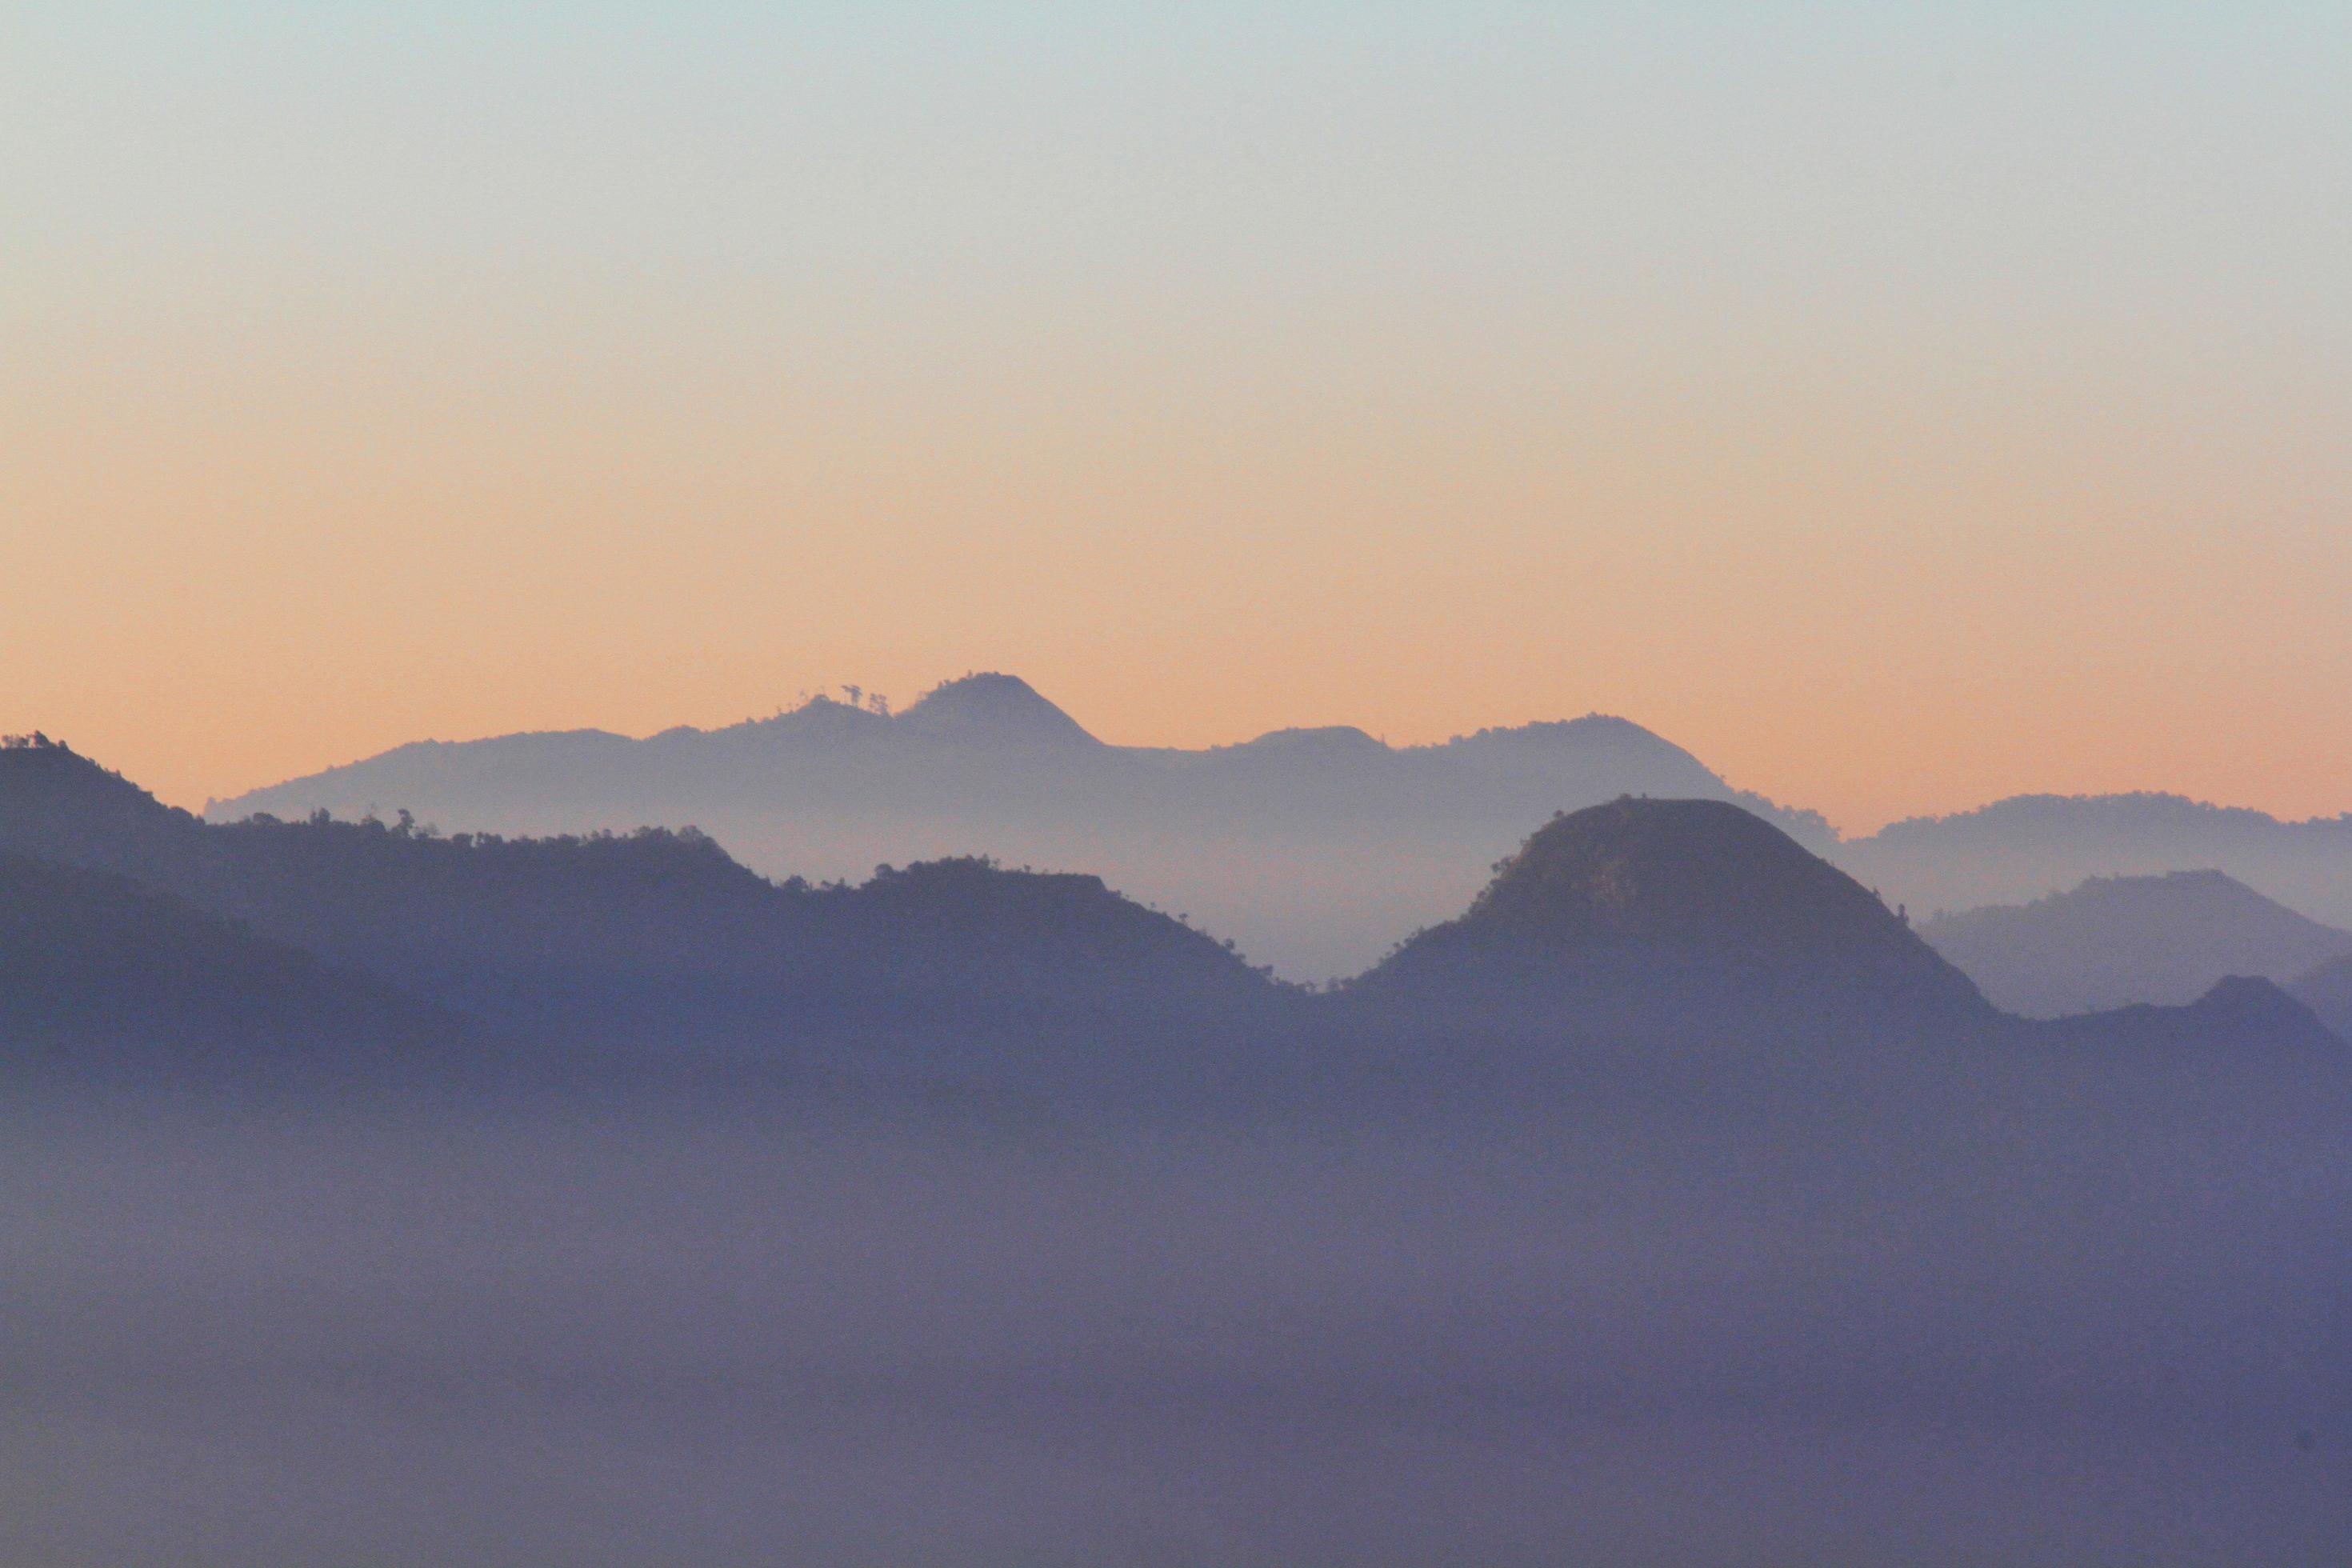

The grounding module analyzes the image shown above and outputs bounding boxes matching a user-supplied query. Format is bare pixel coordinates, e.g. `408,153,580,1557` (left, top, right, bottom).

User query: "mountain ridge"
11,741,2342,1089
198,676,1826,980
114,682,2352,982
6,736,1284,1060
1918,870,2352,1017
1839,790,2352,930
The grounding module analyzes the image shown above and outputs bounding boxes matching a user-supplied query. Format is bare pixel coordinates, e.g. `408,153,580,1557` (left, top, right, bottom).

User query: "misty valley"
4,722,2350,1565
11,1088,2346,1566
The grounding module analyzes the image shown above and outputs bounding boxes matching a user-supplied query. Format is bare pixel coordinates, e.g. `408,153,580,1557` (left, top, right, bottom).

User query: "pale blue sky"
6,3,2350,826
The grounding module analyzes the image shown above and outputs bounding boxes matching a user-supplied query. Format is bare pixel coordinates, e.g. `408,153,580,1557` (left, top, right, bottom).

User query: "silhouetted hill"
2,738,1282,1058
0,734,193,854
2290,957,2352,1045
1838,792,2352,932
1918,871,2352,1017
2042,976,2345,1059
897,672,1106,749
1226,725,1390,761
0,850,433,1059
835,857,1265,1006
192,693,2352,975
1356,798,1992,1040
204,676,1828,980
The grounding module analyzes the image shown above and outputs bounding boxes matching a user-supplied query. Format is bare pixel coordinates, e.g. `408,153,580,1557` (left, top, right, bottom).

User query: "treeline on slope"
0,738,1285,1063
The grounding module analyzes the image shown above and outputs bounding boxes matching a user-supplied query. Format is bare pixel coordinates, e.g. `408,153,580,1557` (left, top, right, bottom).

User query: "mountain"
1354,797,1993,1041
2043,975,2346,1059
203,675,1830,981
15,736,2344,1095
1838,792,2352,932
1917,870,2352,1018
187,687,2352,977
2290,957,2352,1044
1,737,1282,1062
0,850,433,1064
895,670,1106,750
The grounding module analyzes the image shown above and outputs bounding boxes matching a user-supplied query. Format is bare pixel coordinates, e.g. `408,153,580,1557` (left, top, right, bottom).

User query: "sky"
4,3,2348,834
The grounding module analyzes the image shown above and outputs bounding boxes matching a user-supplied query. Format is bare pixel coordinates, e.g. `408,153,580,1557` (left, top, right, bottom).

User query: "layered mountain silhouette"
1841,792,2352,932
0,850,431,1058
2,738,1279,1066
1355,798,1994,1041
205,675,2352,979
205,674,1829,981
2291,957,2352,1045
2043,974,2346,1058
1918,870,2352,1017
10,736,2340,1087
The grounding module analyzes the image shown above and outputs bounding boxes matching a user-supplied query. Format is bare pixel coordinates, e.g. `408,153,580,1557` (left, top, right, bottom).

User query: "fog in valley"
6,1062,2346,1567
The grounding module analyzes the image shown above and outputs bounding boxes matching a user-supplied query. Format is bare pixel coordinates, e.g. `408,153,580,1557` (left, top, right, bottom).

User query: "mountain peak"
1231,725,1389,757
2154,982,2342,1053
1363,797,1990,1033
898,673,1101,748
1462,798,1892,948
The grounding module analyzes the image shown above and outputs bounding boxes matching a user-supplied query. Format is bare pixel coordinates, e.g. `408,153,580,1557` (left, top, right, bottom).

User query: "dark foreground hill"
0,738,1283,1074
0,850,434,1062
204,674,1830,980
1919,870,2352,1017
2042,974,2346,1058
1354,797,1994,1043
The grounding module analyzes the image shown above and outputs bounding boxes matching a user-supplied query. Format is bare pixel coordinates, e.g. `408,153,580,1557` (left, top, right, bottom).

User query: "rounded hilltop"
897,673,1103,748
1462,797,1917,956
1363,796,1992,1032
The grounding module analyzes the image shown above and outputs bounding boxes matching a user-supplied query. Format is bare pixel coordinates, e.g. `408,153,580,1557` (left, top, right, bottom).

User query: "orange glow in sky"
6,6,2347,834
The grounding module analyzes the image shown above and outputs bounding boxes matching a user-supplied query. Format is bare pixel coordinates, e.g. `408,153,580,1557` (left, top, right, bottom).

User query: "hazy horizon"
178,673,2352,840
7,4,2350,832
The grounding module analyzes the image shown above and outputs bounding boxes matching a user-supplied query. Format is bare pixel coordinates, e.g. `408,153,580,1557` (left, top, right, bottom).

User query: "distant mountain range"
206,674,1830,981
202,674,2352,979
1842,791,2352,931
1918,870,2352,1018
9,734,2341,1093
2,738,1275,1082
